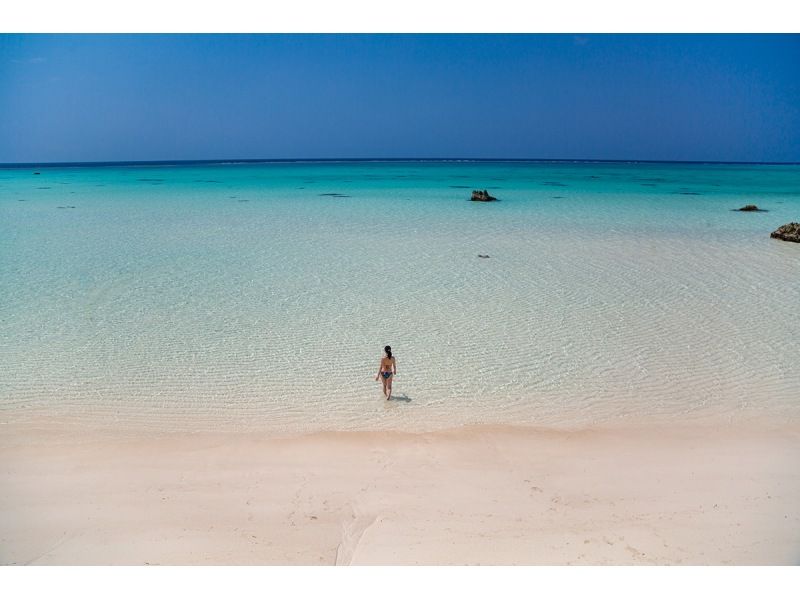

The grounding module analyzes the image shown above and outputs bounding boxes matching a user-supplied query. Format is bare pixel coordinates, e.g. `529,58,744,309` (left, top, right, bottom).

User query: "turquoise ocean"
1,161,798,433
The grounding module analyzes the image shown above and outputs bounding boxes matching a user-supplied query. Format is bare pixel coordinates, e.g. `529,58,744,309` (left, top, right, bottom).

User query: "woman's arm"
375,361,382,380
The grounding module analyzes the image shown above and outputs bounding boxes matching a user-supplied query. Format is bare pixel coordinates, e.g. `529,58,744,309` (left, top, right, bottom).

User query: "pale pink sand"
1,421,798,565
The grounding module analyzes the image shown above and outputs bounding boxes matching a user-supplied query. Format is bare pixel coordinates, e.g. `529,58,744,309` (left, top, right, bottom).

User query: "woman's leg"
381,377,388,397
386,376,393,400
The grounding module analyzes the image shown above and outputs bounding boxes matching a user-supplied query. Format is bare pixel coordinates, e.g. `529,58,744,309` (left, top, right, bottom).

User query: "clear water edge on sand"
1,161,798,434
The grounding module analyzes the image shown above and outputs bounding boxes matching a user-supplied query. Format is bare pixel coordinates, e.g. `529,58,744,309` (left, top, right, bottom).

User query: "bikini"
381,371,392,379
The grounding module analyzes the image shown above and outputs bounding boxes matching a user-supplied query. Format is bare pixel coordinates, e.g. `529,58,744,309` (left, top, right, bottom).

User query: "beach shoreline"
2,418,798,565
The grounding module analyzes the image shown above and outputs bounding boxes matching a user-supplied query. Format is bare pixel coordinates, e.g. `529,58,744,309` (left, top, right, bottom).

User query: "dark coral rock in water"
477,254,490,258
770,222,800,243
470,189,497,202
733,204,768,212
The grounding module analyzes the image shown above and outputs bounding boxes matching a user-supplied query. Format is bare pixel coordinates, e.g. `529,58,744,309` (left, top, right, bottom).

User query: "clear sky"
1,34,798,163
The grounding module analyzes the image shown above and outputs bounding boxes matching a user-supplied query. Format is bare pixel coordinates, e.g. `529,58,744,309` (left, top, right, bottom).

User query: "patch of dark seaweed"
542,181,567,187
319,193,351,197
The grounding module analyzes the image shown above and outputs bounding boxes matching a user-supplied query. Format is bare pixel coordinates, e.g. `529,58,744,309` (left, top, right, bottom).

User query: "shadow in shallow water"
387,394,411,403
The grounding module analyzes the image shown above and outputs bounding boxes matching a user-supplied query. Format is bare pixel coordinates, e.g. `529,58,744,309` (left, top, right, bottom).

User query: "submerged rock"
770,222,800,243
477,254,490,258
739,204,761,211
470,189,497,202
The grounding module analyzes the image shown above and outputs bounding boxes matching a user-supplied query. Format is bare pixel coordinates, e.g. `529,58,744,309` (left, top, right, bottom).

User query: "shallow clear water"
1,161,799,433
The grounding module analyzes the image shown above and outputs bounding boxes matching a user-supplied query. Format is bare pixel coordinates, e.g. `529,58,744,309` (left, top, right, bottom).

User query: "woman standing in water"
375,345,397,400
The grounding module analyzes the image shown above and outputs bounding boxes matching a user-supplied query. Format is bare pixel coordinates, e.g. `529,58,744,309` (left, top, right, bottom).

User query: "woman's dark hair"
384,345,392,359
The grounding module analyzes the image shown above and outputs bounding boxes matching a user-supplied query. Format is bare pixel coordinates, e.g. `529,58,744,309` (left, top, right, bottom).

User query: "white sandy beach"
1,419,798,565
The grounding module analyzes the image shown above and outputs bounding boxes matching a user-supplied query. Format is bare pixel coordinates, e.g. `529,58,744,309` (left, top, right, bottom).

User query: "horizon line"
2,157,800,169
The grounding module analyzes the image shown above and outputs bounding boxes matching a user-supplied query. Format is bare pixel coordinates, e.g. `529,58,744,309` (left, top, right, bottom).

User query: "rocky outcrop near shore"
471,189,497,202
770,223,800,243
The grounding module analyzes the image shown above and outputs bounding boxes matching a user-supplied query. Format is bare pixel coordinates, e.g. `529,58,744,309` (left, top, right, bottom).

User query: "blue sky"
0,34,798,163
